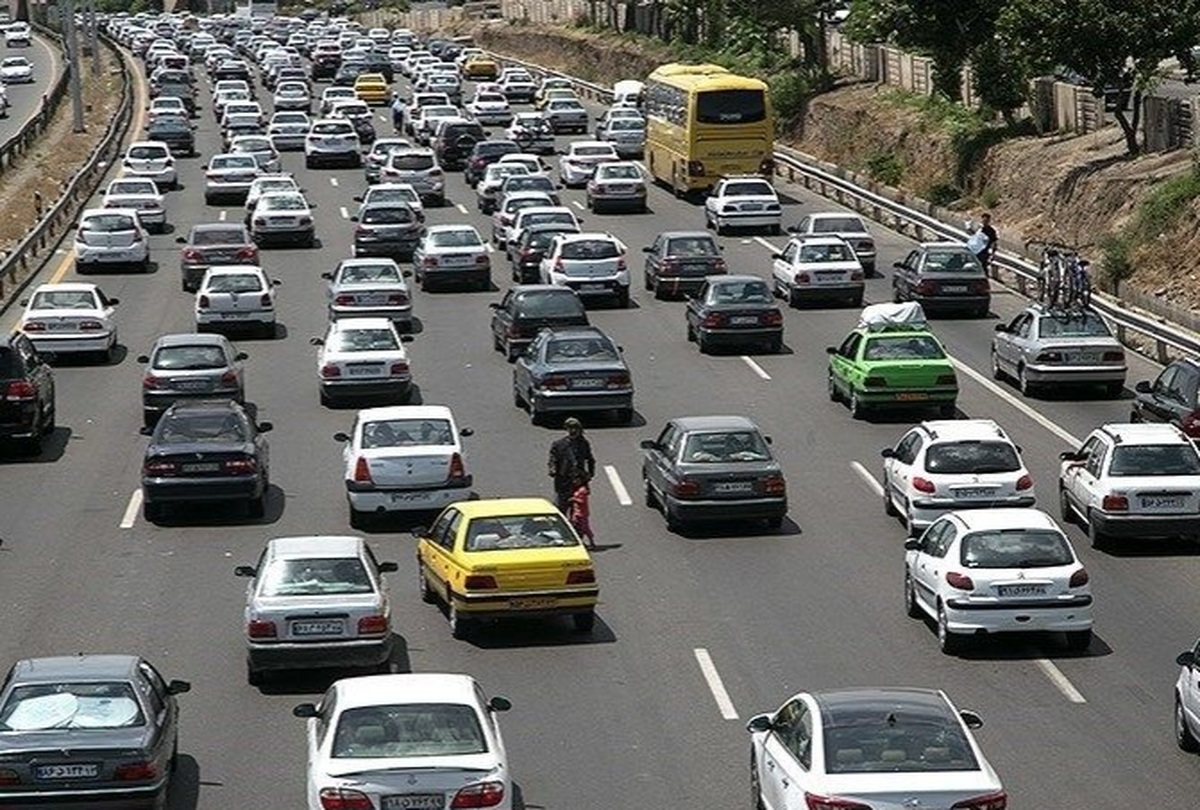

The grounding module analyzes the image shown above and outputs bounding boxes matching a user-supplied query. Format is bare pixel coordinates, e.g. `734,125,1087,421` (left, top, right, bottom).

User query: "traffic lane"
0,34,61,140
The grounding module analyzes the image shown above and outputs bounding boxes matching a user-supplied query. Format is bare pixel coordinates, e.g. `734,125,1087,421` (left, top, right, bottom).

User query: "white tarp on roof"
858,301,927,331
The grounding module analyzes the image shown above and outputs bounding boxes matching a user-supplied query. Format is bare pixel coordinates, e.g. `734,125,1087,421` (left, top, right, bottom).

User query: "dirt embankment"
475,24,671,87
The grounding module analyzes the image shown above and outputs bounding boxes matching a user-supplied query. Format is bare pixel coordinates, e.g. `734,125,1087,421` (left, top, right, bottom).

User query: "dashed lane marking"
455,202,469,214
119,489,143,529
851,461,884,498
329,177,339,187
741,356,771,381
572,200,585,210
603,464,632,506
694,648,739,720
218,209,227,222
339,206,349,219
1035,658,1087,703
752,236,782,253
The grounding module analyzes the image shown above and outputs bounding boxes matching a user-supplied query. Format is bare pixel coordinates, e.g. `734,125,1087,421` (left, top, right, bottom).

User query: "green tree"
844,0,1006,100
969,38,1027,126
998,0,1200,155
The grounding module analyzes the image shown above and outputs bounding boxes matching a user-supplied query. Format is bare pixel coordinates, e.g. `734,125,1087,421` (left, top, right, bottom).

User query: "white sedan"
475,162,529,214
334,405,473,524
558,140,618,188
704,175,782,235
19,282,119,362
585,161,647,213
147,96,189,122
243,174,302,220
293,674,513,810
904,508,1093,653
324,257,414,325
412,225,491,292
235,536,397,685
0,56,33,83
748,687,1005,810
466,90,513,126
770,234,865,308
102,177,166,232
195,265,278,338
313,317,413,407
249,191,315,247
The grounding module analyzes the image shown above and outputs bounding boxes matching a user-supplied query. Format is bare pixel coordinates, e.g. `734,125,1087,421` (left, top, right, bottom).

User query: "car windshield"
262,195,306,211
923,250,983,273
599,165,640,179
560,240,619,260
709,281,772,304
260,557,374,596
862,335,946,361
192,228,246,246
798,243,854,262
464,512,578,551
724,181,773,197
333,328,399,352
925,441,1021,474
361,418,453,448
515,291,584,317
361,207,415,225
312,122,352,135
1037,314,1113,338
813,217,867,233
207,274,263,293
822,706,979,773
82,214,136,232
157,411,248,443
153,345,228,370
31,290,97,309
392,154,434,170
546,336,619,362
681,430,771,463
960,529,1074,569
0,682,145,731
665,237,719,257
332,704,486,759
430,229,481,248
1109,445,1200,476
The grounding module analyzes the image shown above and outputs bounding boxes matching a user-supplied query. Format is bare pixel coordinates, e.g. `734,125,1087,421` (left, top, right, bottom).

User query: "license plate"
941,285,968,293
269,217,297,226
573,378,604,389
360,294,389,305
954,488,995,499
390,491,434,503
996,584,1047,597
383,795,444,810
510,596,556,609
218,312,251,319
1141,495,1186,509
1072,352,1100,363
713,481,754,493
579,283,607,291
895,392,929,401
347,366,382,376
730,316,759,325
181,462,220,473
742,203,763,211
173,379,210,390
815,272,845,281
442,256,469,266
291,619,345,636
47,322,74,331
34,764,99,780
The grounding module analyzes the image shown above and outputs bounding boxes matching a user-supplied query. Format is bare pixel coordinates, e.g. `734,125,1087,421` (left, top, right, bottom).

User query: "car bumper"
123,168,177,186
561,167,595,185
307,149,360,165
697,325,782,345
321,378,412,399
530,389,633,414
142,474,264,503
205,182,253,199
1091,512,1200,539
1023,364,1127,384
196,310,275,326
788,283,863,301
270,135,307,150
943,596,1094,634
143,389,242,415
912,294,991,314
274,98,311,111
253,227,314,245
590,192,645,208
664,495,788,523
424,267,490,285
554,277,627,298
348,479,473,512
248,637,392,671
474,112,513,125
75,244,149,265
548,118,588,132
909,495,1037,531
27,332,115,353
329,305,413,324
353,237,420,257
0,782,168,809
714,211,782,228
854,387,959,407
450,587,599,619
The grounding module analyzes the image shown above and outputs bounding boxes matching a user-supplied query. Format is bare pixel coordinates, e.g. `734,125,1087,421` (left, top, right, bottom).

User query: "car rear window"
153,345,227,370
798,244,854,262
862,335,945,361
0,682,145,731
724,181,773,197
923,250,983,274
127,145,167,159
959,529,1074,569
391,154,434,170
515,290,585,317
1037,314,1112,338
31,290,97,309
340,263,402,283
465,513,578,551
822,706,978,773
260,557,373,596
925,441,1021,474
334,328,399,352
207,274,263,293
813,217,867,233
82,213,136,232
430,229,481,248
476,141,518,156
505,176,554,193
361,418,453,448
681,431,770,463
156,410,248,443
598,165,640,180
709,281,771,304
546,336,619,362
192,227,246,245
666,237,719,257
560,240,619,260
362,207,415,225
1109,445,1200,476
332,704,486,759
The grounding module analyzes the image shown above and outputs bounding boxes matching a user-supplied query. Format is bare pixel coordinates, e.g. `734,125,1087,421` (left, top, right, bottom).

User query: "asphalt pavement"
0,44,1198,810
0,33,62,143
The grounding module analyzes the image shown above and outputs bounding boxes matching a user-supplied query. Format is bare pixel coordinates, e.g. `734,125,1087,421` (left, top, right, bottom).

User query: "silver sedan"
991,304,1127,397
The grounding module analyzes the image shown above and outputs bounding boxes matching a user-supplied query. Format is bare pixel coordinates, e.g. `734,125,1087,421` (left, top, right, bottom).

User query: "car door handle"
766,759,775,771
781,778,789,788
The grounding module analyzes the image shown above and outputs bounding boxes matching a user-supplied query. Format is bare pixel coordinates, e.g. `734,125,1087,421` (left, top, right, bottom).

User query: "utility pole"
62,0,85,132
86,0,99,76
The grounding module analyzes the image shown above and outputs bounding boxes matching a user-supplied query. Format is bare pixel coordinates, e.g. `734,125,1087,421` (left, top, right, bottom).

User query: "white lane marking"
485,243,495,253
455,202,469,214
329,177,340,187
119,489,143,529
752,236,781,253
603,464,633,506
694,648,739,720
851,461,884,497
741,356,771,381
339,206,349,219
378,114,388,123
1035,658,1087,703
950,358,1081,447
218,209,227,222
572,200,585,210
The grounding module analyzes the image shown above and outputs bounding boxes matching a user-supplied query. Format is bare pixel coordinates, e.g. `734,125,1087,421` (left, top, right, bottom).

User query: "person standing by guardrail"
975,212,998,271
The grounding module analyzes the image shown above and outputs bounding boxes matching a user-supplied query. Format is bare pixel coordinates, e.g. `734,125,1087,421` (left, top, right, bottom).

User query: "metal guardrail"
0,26,72,175
482,48,1200,363
0,30,134,308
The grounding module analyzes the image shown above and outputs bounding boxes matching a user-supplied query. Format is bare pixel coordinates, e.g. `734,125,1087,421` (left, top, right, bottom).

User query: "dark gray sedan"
176,223,259,293
892,242,991,317
641,415,787,530
513,326,633,425
351,201,424,260
642,230,726,299
137,333,247,427
685,275,783,354
0,654,190,810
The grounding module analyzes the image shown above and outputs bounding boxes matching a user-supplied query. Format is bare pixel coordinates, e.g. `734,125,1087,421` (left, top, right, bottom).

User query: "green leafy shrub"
864,151,904,186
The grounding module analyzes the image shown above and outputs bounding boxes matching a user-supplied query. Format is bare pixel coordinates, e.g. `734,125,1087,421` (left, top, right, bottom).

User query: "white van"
612,79,644,108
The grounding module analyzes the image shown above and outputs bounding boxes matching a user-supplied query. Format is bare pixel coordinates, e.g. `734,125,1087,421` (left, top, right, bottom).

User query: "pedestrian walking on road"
568,474,595,549
548,417,595,513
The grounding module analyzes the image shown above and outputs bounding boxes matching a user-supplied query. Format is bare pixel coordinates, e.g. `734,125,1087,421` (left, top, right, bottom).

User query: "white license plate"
954,488,995,499
713,481,754,493
173,380,210,390
741,204,763,211
181,462,220,473
47,322,74,331
35,764,99,780
579,283,607,291
347,366,382,376
383,796,444,810
291,619,345,636
390,491,434,503
269,217,297,226
1072,352,1100,363
941,285,968,293
510,596,556,609
218,312,251,319
996,585,1047,597
1141,495,1186,509
360,294,389,305
730,316,759,325
573,378,604,389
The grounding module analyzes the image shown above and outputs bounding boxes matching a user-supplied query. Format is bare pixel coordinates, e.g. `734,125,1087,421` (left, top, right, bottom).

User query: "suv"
463,139,521,187
489,285,590,362
1060,422,1200,547
432,119,486,171
882,419,1035,535
0,333,55,452
1131,358,1200,440
379,148,445,206
304,118,361,168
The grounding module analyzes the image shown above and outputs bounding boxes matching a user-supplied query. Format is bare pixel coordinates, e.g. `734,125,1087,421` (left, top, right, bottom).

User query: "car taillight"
79,320,104,331
142,374,162,390
334,294,355,306
0,768,18,785
950,792,1007,810
794,272,811,284
566,569,596,584
935,374,958,386
319,787,374,810
1069,568,1090,587
1102,494,1129,512
389,361,409,376
451,782,505,808
804,794,871,810
223,457,257,474
912,476,936,494
616,257,626,271
541,375,569,390
970,278,990,294
606,372,630,388
387,293,408,305
850,270,864,281
354,456,373,483
1102,350,1124,363
702,312,723,328
236,246,258,260
320,363,342,379
1015,473,1033,490
114,762,157,781
429,167,443,177
143,459,179,476
686,159,704,176
4,380,36,401
673,478,700,498
260,293,273,307
1182,411,1200,437
1035,351,1063,363
916,280,937,295
945,571,974,590
449,452,466,479
423,256,438,266
299,216,313,226
197,295,210,308
464,574,497,589
357,614,389,635
470,157,486,167
475,254,490,265
253,218,267,228
763,310,783,326
763,474,786,495
21,321,46,332
219,370,238,386
181,248,202,261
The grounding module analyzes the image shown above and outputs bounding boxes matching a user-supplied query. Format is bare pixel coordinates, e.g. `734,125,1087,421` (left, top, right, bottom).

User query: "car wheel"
349,505,367,530
849,390,867,420
937,602,963,654
642,475,657,508
1087,509,1109,550
764,515,783,530
768,337,783,353
990,350,1004,381
827,373,841,403
529,402,543,426
615,407,634,425
1065,628,1092,652
884,484,898,516
1177,695,1200,752
697,332,710,355
142,409,157,429
904,570,923,618
246,659,264,687
1104,381,1124,398
686,321,696,342
505,343,520,363
1018,365,1037,397
513,384,525,409
143,500,164,524
572,611,596,633
751,754,765,810
449,602,471,639
418,563,436,604
643,271,653,292
787,289,799,309
1059,487,1075,525
938,403,956,419
616,288,630,308
247,487,267,519
714,219,725,236
905,503,920,537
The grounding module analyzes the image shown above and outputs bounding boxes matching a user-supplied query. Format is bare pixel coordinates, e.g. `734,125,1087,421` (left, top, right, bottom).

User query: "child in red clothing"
568,475,595,548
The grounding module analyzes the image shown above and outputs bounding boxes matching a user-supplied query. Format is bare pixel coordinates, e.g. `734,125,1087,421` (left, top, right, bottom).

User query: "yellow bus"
643,63,774,198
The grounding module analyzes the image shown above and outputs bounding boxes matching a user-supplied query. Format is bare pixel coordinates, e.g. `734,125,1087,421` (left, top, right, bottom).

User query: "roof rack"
858,302,928,332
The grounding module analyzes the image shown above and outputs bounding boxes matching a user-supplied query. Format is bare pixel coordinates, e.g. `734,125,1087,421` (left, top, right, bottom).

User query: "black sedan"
513,325,633,425
489,285,589,362
642,230,727,299
140,399,272,522
144,115,196,156
685,275,783,354
0,654,190,809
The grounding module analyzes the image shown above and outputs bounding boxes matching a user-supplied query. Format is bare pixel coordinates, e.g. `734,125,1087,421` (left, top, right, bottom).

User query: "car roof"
915,418,1009,443
163,398,246,416
334,673,481,710
569,140,614,150
948,507,1061,533
658,230,716,241
540,325,609,340
357,405,455,422
810,211,866,221
153,332,230,348
32,282,98,293
338,257,403,268
206,264,264,275
451,497,558,519
710,274,766,285
1097,422,1193,445
790,235,850,246
812,687,956,724
556,232,618,243
192,222,248,234
330,316,396,331
426,223,479,234
267,535,364,559
670,415,761,432
11,655,142,683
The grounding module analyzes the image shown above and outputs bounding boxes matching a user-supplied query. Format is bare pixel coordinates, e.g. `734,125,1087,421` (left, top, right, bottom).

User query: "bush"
864,151,904,186
926,183,961,207
769,71,809,133
1097,234,1133,293
979,187,1001,208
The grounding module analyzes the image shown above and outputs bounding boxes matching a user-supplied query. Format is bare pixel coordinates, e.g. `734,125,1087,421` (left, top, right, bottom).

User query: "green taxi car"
826,324,958,419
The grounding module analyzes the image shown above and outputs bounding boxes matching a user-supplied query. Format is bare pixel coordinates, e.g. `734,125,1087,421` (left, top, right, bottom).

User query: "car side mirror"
320,272,333,279
139,425,154,436
904,538,922,551
378,561,399,573
639,439,658,450
403,270,413,277
333,431,351,442
488,302,501,309
1178,650,1197,667
234,565,256,577
400,335,414,343
310,337,325,346
881,447,895,458
18,298,28,306
488,695,512,712
994,324,1008,333
824,346,838,355
410,526,429,539
786,225,799,234
136,354,151,363
1135,380,1152,394
892,261,905,270
745,714,773,733
460,427,474,437
166,679,191,695
349,215,358,221
1059,451,1083,462
770,252,782,260
293,703,319,718
959,710,984,730
235,351,248,361
256,421,273,433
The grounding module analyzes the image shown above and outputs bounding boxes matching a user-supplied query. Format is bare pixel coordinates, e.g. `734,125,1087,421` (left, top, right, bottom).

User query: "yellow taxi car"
462,54,500,81
415,497,599,638
353,72,391,106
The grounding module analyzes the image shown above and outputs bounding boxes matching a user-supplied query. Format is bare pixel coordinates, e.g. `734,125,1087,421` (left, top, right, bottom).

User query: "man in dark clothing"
548,417,595,512
976,212,998,271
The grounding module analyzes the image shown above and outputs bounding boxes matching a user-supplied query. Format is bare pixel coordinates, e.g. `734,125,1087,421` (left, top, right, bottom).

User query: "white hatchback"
73,208,150,274
19,282,119,361
121,140,178,189
335,405,473,524
195,265,278,338
539,232,630,308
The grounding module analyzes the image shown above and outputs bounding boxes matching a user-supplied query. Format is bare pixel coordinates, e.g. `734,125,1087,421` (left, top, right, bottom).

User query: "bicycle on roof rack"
1025,239,1093,310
